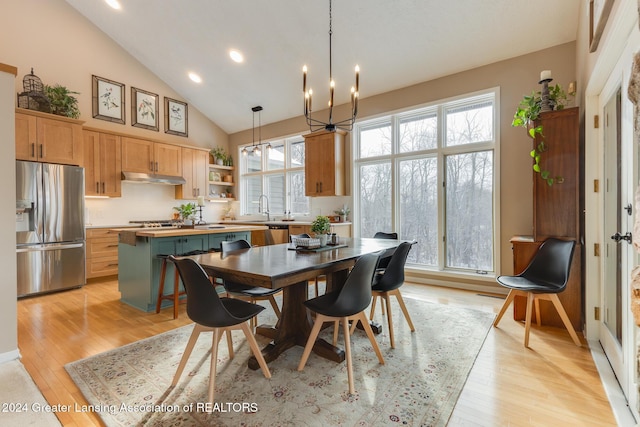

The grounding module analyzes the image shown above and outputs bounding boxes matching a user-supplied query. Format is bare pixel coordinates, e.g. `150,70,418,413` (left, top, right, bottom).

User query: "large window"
354,90,498,274
239,137,309,216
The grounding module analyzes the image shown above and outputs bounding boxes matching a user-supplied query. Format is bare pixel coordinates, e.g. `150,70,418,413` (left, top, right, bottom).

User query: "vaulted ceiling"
65,0,581,134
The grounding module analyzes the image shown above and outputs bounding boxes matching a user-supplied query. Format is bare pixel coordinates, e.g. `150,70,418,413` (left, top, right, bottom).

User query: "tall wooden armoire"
511,107,583,331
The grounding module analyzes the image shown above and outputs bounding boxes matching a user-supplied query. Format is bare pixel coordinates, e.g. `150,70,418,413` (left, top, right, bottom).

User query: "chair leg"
240,322,271,378
342,316,355,394
298,314,326,371
268,295,281,319
208,328,221,404
333,320,339,346
384,293,395,348
493,289,518,327
393,289,415,332
315,278,319,297
524,292,534,348
172,268,180,320
155,258,168,314
369,294,378,320
357,311,384,365
226,330,234,359
349,318,358,335
172,324,203,386
534,299,541,327
548,294,582,346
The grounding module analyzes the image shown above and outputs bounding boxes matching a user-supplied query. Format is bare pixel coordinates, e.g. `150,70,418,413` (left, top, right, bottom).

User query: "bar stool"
156,250,208,319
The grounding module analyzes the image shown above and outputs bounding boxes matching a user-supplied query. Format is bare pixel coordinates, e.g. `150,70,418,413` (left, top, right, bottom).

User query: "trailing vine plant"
512,84,570,186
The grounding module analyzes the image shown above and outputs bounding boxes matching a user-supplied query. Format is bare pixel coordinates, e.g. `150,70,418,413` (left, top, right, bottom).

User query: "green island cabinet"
118,231,250,311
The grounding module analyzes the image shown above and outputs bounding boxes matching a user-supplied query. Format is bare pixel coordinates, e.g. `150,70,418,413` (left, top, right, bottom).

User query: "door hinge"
593,179,599,193
594,306,600,321
594,115,600,129
594,243,600,257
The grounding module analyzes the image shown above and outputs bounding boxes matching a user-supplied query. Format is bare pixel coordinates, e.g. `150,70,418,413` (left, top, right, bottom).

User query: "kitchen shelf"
209,164,234,170
208,180,234,186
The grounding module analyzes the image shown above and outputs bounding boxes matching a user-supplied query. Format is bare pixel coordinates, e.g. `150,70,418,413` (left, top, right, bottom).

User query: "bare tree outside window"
359,162,392,238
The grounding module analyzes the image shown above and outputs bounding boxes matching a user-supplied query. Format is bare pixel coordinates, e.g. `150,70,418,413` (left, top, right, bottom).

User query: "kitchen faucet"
258,194,270,221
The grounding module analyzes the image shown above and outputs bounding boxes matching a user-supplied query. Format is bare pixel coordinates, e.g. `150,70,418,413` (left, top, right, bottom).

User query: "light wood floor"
16,278,617,426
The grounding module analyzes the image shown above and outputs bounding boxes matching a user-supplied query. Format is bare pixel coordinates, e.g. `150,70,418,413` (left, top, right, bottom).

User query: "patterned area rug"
65,298,494,426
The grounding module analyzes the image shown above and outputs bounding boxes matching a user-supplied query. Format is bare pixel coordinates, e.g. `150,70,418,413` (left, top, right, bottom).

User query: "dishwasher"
266,225,290,245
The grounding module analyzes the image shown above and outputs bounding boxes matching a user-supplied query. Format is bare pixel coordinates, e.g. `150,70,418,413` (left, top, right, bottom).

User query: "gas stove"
129,220,180,228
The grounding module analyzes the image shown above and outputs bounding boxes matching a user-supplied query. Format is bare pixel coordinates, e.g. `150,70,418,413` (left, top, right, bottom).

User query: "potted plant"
173,202,197,227
311,215,331,246
43,84,80,119
210,147,227,166
512,83,571,186
333,205,351,222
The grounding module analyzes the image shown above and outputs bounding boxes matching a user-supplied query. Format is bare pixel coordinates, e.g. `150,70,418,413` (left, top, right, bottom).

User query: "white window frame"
353,87,501,278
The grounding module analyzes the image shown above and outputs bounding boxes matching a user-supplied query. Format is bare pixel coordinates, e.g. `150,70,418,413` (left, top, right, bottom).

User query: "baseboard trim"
0,349,21,365
405,273,508,296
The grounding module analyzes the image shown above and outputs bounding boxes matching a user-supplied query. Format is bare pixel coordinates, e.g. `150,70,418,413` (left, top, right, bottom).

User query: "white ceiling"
65,0,581,134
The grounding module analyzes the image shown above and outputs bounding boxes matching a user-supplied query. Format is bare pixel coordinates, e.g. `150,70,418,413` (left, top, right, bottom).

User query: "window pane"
359,162,392,237
359,123,392,158
266,174,285,214
399,112,437,152
267,142,285,170
399,157,438,266
244,176,262,215
289,171,309,214
445,151,493,271
244,149,262,173
445,101,493,146
290,139,305,168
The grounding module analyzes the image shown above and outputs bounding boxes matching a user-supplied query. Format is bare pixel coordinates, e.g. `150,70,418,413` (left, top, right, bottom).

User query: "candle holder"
539,76,553,112
196,206,206,225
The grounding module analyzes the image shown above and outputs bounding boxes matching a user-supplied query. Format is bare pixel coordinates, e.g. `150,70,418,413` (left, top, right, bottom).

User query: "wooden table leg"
248,281,345,370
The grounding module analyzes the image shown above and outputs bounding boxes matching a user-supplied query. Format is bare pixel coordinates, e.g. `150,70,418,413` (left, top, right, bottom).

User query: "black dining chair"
372,231,398,315
297,252,384,395
169,256,271,404
220,239,282,329
290,233,323,297
493,238,581,347
366,241,415,348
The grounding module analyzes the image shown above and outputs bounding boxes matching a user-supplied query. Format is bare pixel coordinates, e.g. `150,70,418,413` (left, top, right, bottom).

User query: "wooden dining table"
190,237,402,370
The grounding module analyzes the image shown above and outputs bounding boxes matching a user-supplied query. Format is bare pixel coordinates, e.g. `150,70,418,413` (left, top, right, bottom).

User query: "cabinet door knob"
149,161,154,172
155,161,159,172
31,143,35,158
102,182,105,193
96,182,100,193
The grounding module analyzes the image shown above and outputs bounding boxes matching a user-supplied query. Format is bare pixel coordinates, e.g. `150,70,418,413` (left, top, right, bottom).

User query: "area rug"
65,298,494,426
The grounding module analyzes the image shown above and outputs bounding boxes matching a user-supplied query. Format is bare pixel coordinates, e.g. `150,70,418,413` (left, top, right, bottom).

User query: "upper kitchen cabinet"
175,146,208,200
15,109,83,165
304,129,345,196
121,137,182,176
83,129,122,197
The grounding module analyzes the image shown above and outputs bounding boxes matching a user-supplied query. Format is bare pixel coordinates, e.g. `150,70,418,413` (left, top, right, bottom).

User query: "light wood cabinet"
121,137,182,176
15,109,83,165
176,147,208,199
86,228,119,279
83,130,122,197
304,129,345,196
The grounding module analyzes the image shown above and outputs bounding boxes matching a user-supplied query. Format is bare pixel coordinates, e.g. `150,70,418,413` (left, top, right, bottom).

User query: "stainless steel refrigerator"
16,161,85,297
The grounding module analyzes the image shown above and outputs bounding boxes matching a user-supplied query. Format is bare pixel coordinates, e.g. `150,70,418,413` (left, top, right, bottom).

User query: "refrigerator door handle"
17,242,84,253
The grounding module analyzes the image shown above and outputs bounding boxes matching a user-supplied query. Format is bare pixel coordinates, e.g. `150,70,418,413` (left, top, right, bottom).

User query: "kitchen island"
114,224,267,312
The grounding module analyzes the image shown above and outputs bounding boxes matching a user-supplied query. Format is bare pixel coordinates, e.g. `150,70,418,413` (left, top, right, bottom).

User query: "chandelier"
303,0,359,132
242,106,271,156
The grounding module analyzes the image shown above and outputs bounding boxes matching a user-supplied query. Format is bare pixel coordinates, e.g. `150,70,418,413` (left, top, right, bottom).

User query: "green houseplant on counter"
173,203,197,226
311,215,331,246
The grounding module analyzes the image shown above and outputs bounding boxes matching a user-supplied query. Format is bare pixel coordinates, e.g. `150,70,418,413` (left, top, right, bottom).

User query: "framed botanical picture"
164,97,188,137
92,75,125,124
131,87,159,131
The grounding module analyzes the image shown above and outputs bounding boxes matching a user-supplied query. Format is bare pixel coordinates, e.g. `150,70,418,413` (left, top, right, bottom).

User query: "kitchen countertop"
220,220,352,226
110,224,267,238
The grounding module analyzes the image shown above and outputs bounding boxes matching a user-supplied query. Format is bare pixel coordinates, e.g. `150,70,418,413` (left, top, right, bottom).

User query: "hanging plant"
512,84,570,186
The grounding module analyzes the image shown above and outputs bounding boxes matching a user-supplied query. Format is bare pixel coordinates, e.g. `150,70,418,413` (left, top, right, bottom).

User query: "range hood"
121,171,186,185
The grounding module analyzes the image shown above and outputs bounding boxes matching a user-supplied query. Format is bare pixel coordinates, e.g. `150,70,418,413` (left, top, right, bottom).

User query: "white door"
600,86,637,414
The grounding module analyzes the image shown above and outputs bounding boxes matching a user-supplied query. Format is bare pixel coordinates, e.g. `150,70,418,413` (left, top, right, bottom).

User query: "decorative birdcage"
17,68,50,113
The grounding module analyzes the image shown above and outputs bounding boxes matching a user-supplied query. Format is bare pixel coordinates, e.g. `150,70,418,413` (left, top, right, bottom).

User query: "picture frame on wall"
164,97,188,137
131,87,159,131
92,75,125,124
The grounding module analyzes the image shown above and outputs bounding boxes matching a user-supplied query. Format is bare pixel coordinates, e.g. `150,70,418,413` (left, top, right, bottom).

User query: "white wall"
0,64,18,362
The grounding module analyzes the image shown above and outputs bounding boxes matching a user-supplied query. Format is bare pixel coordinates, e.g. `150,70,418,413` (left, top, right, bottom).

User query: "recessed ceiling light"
105,0,121,10
229,50,244,63
188,72,202,83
